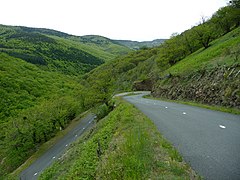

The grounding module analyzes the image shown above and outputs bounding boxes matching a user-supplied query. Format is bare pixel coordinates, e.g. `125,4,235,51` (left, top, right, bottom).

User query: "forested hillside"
1,1,240,178
0,25,131,75
0,25,132,177
0,53,85,176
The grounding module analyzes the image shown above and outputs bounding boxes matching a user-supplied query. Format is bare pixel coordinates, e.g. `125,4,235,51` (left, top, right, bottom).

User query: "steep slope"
81,0,240,109
82,27,240,111
0,25,131,75
152,27,240,109
0,25,131,177
0,53,87,177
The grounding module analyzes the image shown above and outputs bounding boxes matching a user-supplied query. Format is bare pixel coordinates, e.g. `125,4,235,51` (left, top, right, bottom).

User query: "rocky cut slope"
152,27,240,109
152,65,240,108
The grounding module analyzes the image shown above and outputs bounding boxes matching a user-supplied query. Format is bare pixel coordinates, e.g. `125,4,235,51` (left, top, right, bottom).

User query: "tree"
229,0,240,27
211,4,240,36
192,21,216,49
211,6,234,35
181,29,202,54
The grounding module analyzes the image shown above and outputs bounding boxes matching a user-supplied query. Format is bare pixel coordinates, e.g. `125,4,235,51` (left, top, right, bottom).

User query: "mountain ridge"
0,24,132,75
114,39,166,49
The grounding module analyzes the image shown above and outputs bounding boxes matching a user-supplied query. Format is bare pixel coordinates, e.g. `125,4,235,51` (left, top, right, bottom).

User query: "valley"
0,2,240,179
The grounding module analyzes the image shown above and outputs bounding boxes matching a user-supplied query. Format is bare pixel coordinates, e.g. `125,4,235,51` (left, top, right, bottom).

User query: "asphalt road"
123,93,240,180
20,113,96,180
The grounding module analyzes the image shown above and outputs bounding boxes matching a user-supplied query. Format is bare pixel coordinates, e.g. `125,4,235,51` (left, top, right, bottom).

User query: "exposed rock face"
133,78,153,91
152,65,240,108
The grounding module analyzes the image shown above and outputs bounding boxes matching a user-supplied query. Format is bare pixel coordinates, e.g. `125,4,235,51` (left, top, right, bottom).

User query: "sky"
0,0,228,41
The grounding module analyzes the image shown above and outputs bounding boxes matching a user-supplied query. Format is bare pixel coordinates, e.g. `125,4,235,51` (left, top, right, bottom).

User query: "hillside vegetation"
0,25,131,75
82,1,240,110
0,26,131,177
0,53,87,176
1,1,240,179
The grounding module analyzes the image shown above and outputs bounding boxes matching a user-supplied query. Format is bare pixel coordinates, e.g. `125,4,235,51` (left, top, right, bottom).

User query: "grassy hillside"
82,1,240,109
39,99,199,179
81,26,240,110
0,25,131,75
152,27,240,109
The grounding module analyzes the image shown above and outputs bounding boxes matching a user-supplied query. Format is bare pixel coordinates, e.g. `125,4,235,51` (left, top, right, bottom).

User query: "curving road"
20,113,96,180
123,93,240,180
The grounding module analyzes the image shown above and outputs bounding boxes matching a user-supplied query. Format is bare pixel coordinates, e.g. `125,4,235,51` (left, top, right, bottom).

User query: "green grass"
165,27,240,76
145,95,240,115
39,99,200,179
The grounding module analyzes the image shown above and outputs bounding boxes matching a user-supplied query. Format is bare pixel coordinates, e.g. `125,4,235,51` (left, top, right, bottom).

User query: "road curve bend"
123,93,240,180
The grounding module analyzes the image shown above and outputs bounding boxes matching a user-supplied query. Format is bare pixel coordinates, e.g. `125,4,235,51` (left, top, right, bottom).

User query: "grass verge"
39,99,200,179
145,95,240,115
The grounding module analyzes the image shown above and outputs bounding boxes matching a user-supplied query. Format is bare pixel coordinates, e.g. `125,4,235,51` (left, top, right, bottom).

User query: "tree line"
156,1,240,67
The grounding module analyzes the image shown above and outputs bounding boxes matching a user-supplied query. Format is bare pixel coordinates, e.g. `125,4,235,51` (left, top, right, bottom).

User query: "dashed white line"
183,112,187,115
83,127,85,130
65,144,68,147
75,134,78,137
219,125,226,129
34,172,38,176
165,107,168,109
53,156,56,159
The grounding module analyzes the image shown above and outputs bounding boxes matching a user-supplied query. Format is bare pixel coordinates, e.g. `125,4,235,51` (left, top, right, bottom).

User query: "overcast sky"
1,0,228,41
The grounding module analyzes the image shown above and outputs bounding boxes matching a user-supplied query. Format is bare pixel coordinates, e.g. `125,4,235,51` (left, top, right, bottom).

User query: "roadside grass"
39,99,200,179
145,95,240,115
9,111,90,179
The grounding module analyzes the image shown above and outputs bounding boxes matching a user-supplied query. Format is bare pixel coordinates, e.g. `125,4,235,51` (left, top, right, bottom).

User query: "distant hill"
114,39,166,49
0,24,132,75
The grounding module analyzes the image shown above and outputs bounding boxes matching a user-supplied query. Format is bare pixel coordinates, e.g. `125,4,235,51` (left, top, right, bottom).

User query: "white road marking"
65,144,68,147
53,156,56,159
75,134,78,137
89,121,91,124
219,125,226,129
183,112,187,115
34,173,38,176
83,127,85,130
165,107,168,109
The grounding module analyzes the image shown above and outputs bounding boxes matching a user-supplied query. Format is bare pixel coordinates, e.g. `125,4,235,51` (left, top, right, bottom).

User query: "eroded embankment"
152,65,240,109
